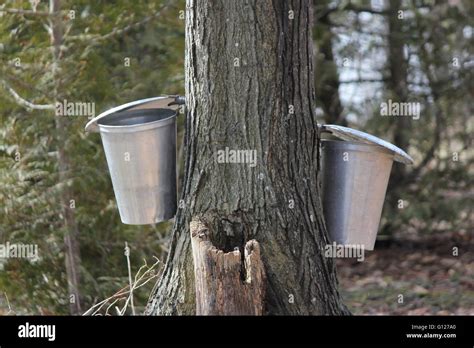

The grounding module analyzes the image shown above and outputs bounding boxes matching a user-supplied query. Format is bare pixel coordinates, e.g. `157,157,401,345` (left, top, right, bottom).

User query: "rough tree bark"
146,0,348,315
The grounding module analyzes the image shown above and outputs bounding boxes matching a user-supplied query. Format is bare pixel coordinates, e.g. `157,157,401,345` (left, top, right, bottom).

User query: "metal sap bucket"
85,96,184,225
320,125,414,250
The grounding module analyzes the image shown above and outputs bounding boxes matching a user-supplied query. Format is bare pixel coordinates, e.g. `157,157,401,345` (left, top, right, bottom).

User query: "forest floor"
337,229,474,315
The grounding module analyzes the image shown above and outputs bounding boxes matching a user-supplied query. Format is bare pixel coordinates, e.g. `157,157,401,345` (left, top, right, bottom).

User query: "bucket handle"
85,95,186,133
318,124,414,165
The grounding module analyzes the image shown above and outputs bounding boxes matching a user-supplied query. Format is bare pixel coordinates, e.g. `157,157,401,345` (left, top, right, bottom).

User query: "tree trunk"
314,0,346,126
146,0,348,316
50,0,82,315
381,0,411,236
387,0,410,185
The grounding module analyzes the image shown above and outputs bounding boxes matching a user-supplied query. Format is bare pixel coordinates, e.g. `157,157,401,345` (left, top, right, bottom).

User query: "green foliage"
0,0,184,314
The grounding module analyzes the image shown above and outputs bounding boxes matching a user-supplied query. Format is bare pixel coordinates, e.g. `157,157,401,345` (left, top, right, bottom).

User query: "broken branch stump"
190,218,266,315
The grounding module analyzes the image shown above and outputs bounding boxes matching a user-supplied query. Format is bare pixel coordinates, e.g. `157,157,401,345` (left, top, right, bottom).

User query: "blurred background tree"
0,0,472,315
314,0,473,238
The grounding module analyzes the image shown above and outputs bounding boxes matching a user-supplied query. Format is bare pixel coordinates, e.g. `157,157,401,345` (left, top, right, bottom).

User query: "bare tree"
387,0,410,185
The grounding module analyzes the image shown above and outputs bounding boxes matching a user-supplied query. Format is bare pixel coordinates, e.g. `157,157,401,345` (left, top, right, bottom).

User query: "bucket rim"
320,124,414,164
321,139,395,157
85,95,182,133
98,108,176,133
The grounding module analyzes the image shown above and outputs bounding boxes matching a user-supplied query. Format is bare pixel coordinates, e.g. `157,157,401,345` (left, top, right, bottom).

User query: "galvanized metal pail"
321,140,394,250
320,125,414,250
85,96,182,225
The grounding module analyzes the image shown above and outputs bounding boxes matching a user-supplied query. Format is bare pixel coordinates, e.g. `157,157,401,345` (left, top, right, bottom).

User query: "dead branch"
82,257,161,316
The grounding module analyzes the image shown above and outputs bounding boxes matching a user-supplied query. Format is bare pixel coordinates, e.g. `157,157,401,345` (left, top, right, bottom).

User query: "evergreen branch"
0,79,54,110
66,0,174,44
